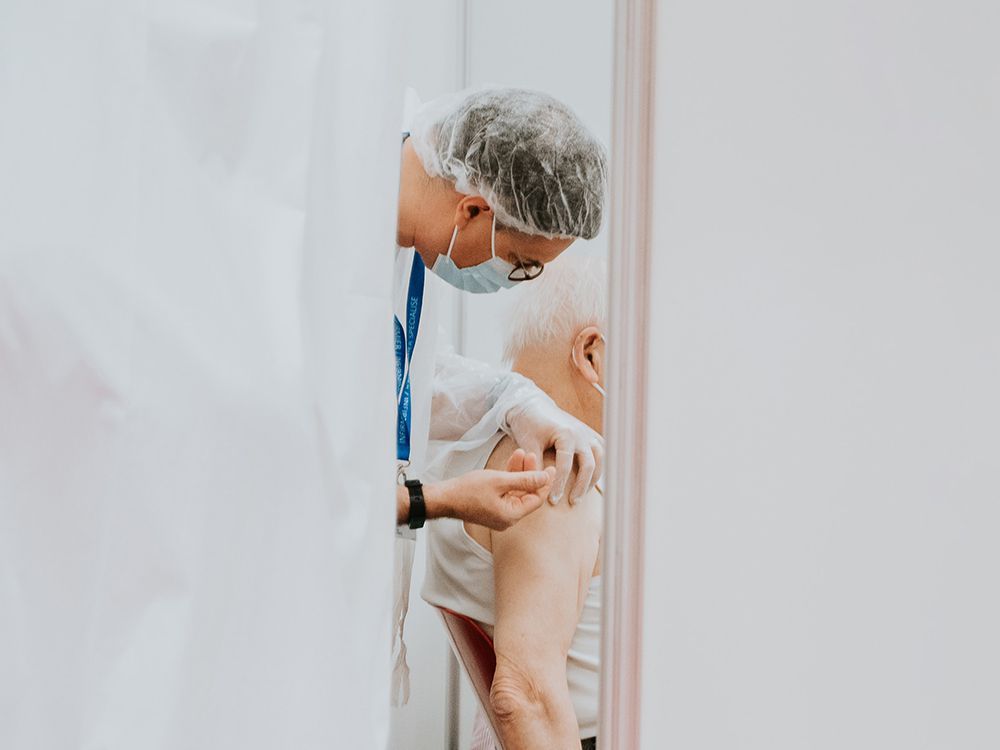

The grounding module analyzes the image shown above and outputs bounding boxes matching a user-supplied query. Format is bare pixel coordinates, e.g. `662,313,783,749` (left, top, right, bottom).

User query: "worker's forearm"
395,480,454,526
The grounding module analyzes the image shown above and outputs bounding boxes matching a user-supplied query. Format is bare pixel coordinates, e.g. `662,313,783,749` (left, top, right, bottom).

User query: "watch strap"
405,478,426,530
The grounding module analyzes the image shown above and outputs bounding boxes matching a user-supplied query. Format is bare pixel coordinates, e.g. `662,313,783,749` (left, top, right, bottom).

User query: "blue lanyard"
395,252,425,462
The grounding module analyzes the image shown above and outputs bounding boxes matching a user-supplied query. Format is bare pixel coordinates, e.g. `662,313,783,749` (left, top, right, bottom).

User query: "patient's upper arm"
487,437,601,674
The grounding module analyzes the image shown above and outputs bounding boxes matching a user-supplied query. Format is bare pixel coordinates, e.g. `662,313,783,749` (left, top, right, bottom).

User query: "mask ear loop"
490,214,497,259
446,225,459,259
594,332,607,395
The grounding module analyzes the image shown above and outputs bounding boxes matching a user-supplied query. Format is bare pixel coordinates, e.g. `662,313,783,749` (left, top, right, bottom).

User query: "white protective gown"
391,243,439,704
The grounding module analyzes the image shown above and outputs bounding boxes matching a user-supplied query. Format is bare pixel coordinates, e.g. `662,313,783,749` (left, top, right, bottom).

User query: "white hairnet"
408,87,608,240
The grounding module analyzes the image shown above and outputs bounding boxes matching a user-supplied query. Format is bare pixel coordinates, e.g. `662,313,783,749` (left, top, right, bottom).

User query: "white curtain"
0,1,401,748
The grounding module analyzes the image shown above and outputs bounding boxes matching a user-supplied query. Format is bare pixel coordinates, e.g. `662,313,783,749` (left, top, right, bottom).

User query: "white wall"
0,2,403,748
641,2,1000,748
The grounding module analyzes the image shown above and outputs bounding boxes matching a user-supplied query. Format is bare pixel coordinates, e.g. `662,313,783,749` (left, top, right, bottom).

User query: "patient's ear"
572,326,604,386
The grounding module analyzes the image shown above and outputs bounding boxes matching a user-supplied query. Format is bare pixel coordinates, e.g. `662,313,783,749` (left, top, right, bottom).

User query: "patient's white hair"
503,255,607,364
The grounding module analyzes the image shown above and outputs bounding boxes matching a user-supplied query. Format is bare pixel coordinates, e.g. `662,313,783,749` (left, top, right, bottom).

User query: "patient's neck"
512,345,603,434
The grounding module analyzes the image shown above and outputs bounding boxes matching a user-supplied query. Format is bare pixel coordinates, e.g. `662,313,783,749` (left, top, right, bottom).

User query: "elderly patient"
422,257,606,750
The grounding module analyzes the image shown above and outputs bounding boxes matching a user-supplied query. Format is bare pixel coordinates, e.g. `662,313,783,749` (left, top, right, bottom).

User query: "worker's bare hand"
432,449,556,530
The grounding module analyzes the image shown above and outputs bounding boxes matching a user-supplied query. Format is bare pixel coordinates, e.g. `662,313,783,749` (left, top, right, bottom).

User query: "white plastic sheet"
0,1,402,747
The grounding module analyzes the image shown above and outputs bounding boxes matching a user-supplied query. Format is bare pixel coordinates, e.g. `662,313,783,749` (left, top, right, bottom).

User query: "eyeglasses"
507,258,545,282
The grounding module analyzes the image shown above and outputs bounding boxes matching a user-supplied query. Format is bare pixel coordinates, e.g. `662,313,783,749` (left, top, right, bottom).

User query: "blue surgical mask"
430,214,517,294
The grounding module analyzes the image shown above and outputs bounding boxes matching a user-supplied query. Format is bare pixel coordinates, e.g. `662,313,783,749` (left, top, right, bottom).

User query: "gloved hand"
504,392,604,505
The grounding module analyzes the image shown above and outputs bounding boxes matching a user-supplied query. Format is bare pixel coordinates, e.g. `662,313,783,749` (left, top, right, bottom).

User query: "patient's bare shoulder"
485,434,519,472
485,434,602,576
461,437,518,551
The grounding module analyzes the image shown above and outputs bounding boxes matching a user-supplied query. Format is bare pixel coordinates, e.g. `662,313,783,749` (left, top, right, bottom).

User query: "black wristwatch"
405,478,426,530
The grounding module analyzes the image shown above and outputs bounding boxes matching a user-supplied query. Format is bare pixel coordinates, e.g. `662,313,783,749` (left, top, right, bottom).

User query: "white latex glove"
504,391,604,505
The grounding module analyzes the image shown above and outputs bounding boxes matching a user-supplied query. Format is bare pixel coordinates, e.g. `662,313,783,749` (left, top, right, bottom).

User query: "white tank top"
421,433,601,739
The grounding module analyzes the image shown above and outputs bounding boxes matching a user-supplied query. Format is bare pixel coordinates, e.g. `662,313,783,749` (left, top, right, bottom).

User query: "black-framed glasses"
507,258,545,282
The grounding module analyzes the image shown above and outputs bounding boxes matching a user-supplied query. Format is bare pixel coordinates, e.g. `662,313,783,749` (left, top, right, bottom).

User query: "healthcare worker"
389,87,608,702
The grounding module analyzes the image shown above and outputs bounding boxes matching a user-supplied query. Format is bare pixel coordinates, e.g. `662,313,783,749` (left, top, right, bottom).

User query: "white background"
641,1,1000,747
0,1,403,748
